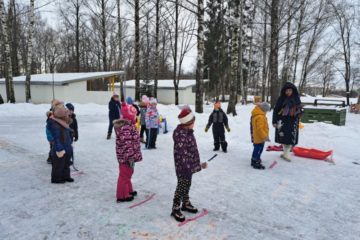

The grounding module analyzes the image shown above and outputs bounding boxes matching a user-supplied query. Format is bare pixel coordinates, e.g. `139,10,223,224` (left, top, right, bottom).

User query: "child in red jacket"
114,102,142,202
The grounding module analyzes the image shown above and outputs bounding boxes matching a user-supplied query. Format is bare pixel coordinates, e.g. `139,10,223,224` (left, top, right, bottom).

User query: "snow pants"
116,164,134,199
213,128,227,151
146,128,158,149
172,177,192,210
51,153,72,182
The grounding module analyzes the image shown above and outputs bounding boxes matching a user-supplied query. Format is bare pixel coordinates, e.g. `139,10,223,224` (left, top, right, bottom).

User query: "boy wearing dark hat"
66,103,78,142
250,102,271,169
205,101,230,152
171,106,208,222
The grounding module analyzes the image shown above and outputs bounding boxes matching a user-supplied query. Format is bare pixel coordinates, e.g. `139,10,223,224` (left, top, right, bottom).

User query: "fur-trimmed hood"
113,119,132,128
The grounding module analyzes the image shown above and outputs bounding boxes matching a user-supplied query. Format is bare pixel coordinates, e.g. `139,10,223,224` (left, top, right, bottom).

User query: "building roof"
118,79,209,90
0,71,124,86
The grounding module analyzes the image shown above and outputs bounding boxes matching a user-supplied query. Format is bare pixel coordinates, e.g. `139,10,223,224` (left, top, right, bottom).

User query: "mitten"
205,128,209,133
226,127,231,133
56,150,65,158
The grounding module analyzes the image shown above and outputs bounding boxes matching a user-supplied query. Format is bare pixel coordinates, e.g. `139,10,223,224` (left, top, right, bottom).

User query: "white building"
0,72,124,104
120,79,207,105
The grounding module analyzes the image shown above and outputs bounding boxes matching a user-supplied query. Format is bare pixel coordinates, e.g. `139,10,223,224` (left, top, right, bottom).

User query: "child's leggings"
172,177,192,210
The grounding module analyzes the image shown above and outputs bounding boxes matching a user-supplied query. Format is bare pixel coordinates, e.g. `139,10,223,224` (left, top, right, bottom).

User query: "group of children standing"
44,87,297,222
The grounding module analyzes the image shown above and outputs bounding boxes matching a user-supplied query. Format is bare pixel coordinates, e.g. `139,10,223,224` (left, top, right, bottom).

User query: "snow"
301,95,357,105
120,79,209,89
1,103,360,240
0,72,123,85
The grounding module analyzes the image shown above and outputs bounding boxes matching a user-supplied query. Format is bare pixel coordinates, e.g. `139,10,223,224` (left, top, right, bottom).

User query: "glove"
205,128,209,133
201,162,208,169
226,127,231,133
56,150,65,158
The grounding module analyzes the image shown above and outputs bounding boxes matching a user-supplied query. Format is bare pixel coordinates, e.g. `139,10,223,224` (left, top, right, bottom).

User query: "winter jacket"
273,82,302,145
173,125,201,179
47,118,73,156
145,106,160,129
251,106,269,144
114,119,142,166
206,109,229,131
69,113,78,141
109,98,121,120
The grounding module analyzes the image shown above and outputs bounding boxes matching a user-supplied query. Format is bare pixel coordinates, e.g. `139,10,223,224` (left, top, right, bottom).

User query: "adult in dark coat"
272,82,303,161
65,103,78,142
205,101,230,152
48,103,74,184
107,92,121,139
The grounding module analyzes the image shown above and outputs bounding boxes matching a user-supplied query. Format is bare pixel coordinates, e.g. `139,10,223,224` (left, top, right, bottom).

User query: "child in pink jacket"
114,102,142,202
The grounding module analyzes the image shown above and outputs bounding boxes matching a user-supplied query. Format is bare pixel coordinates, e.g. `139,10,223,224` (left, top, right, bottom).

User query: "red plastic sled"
292,147,333,161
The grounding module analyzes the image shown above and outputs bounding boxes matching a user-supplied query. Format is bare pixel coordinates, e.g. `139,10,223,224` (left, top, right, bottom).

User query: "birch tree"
195,0,205,113
25,0,35,102
0,0,15,103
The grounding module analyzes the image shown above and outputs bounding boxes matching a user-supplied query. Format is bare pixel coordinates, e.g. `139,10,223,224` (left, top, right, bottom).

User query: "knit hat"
214,101,221,109
258,102,271,112
126,96,133,105
142,95,149,104
53,103,69,118
65,103,74,111
51,99,63,111
113,91,120,97
149,98,157,105
178,106,195,125
121,102,137,124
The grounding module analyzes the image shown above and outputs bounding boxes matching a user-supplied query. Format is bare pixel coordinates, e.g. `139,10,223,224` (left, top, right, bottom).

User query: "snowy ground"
0,103,360,240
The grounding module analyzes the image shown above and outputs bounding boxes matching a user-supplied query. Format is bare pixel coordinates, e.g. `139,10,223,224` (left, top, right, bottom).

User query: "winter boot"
130,191,138,197
181,201,198,214
65,178,74,182
140,138,146,144
47,156,52,164
171,208,186,222
116,196,134,203
106,133,111,140
51,179,65,184
251,159,265,170
221,141,228,153
281,145,292,162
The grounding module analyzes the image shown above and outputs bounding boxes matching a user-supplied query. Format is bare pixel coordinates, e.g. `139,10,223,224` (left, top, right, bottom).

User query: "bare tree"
25,0,35,102
269,0,280,108
0,0,15,103
227,0,240,116
330,1,353,106
195,0,205,113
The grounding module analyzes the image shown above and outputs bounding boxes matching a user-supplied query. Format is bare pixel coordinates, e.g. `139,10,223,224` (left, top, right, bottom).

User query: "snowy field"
0,103,360,240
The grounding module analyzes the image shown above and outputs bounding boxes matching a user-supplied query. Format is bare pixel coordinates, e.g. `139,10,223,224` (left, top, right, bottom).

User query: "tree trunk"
227,0,240,116
261,3,268,102
0,0,15,103
154,0,160,98
280,3,292,85
291,0,306,83
76,0,80,72
195,0,205,113
25,0,35,103
134,0,141,101
269,0,280,108
101,0,107,71
9,0,20,76
117,0,123,72
173,0,179,105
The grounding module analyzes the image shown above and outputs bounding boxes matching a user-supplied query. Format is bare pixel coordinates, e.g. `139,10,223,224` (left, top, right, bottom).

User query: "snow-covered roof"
118,79,209,90
0,71,124,86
